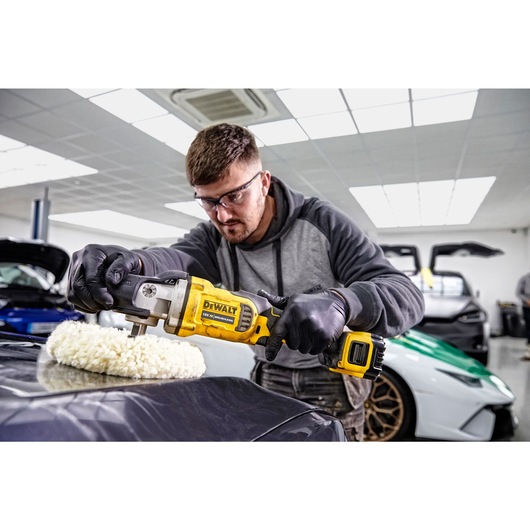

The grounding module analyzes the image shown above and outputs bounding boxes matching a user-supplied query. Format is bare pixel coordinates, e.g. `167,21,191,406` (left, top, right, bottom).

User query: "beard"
213,194,267,245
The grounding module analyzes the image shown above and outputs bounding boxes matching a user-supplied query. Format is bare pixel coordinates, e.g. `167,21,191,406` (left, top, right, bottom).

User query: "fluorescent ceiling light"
349,176,495,228
73,89,198,155
0,137,97,190
266,89,478,141
49,210,189,240
89,89,168,123
412,89,478,101
413,91,478,126
70,89,116,99
249,119,309,146
298,112,357,139
342,89,410,109
0,134,25,151
446,176,496,225
276,89,347,117
348,186,396,228
418,179,455,226
133,114,197,155
352,102,412,133
384,182,420,226
165,200,210,221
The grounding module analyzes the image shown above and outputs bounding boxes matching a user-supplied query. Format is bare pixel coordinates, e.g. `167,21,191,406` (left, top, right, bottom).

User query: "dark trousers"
251,360,372,441
523,306,530,344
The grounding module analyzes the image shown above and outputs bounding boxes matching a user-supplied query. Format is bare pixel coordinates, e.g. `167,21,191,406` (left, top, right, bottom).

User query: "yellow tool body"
109,271,385,380
169,275,280,346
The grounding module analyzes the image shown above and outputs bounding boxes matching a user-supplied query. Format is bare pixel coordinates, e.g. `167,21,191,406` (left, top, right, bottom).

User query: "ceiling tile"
18,111,86,138
0,91,41,118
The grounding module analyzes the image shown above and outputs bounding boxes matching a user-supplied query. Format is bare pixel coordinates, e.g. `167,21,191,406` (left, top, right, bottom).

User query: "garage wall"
3,212,529,335
0,214,158,292
0,214,148,254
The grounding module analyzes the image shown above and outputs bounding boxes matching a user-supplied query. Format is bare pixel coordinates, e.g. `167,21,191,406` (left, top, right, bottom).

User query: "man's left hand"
258,290,349,361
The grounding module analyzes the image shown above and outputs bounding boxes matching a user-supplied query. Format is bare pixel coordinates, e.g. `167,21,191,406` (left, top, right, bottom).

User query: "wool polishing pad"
47,321,206,379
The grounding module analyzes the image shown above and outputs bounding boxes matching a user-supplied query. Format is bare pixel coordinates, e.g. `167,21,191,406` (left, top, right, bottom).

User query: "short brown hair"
185,123,260,185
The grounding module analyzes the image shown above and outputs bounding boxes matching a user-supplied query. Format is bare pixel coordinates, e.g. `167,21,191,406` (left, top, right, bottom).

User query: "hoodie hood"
236,176,305,252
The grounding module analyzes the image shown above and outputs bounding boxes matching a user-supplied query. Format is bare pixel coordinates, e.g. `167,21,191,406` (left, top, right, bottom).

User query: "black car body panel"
0,333,347,442
380,242,503,365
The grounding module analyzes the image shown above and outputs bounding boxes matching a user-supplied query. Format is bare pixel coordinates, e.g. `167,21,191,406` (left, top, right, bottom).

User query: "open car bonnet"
0,237,70,283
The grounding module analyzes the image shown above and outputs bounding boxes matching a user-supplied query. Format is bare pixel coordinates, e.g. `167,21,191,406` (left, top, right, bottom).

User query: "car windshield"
0,263,53,290
409,273,470,296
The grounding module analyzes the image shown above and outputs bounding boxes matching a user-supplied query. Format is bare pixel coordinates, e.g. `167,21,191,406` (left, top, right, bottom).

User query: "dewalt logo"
203,300,238,315
201,299,237,326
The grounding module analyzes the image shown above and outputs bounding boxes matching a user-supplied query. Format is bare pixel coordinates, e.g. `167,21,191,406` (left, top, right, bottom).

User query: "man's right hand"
67,244,142,313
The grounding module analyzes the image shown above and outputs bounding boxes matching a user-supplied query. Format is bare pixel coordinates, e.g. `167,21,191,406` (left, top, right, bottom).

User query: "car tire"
364,368,416,442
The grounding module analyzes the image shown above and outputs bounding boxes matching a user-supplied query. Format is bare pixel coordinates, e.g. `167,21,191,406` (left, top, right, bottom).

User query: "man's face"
193,162,271,244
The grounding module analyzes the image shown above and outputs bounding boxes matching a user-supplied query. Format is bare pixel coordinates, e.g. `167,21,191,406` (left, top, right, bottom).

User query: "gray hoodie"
136,176,425,368
516,272,530,308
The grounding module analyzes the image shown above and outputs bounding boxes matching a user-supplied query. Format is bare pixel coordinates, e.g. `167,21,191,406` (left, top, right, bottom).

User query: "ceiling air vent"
162,89,279,126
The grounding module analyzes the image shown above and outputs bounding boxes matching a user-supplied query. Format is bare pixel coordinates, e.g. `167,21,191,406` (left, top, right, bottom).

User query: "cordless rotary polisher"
107,270,385,380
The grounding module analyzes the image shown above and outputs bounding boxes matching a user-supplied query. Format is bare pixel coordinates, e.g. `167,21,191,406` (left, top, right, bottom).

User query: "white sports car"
98,311,518,442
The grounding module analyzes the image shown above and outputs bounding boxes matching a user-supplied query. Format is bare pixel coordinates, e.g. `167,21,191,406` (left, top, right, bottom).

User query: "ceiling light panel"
348,185,396,228
384,182,420,226
0,134,25,151
418,179,454,226
343,89,410,109
276,89,347,117
49,210,189,240
133,114,198,155
89,89,168,123
349,176,495,228
249,119,309,146
413,91,478,126
0,138,98,190
412,89,478,101
445,176,496,225
352,102,412,133
298,112,357,139
70,89,117,99
165,200,210,221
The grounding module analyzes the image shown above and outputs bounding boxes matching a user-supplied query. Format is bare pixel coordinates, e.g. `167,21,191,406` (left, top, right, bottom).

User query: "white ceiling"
0,88,529,240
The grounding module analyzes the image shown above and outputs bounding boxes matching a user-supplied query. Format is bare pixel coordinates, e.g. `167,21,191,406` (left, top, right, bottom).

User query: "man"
516,269,530,360
68,123,425,441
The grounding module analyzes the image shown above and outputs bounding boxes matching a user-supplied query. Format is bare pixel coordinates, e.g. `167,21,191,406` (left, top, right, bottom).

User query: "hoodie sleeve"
134,222,223,285
305,198,425,338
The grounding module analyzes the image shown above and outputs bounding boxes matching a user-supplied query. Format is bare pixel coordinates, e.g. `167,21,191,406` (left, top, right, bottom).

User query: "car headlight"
0,299,9,310
457,304,487,323
437,368,482,387
488,374,515,399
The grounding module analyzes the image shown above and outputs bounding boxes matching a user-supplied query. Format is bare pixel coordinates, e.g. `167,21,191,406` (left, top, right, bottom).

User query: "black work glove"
67,244,142,313
258,289,349,361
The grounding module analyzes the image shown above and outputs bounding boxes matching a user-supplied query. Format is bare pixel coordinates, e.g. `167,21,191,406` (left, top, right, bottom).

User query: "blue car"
0,237,85,336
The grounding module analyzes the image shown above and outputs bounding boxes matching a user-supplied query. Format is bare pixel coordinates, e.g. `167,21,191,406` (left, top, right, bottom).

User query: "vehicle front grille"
490,404,517,440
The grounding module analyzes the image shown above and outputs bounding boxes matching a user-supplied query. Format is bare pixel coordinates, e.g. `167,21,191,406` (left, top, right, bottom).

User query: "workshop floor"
488,335,530,441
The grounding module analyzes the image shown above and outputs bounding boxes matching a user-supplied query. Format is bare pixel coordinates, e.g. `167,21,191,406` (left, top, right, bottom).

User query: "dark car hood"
0,335,346,442
0,237,70,283
422,293,473,319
